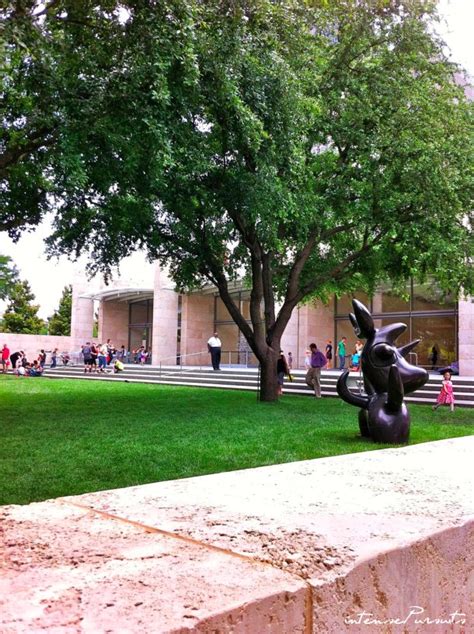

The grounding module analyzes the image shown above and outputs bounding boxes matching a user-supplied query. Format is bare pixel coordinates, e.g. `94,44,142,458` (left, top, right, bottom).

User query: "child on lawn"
433,371,455,412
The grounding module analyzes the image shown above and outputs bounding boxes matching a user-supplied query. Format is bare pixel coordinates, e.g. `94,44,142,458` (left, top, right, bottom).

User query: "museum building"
71,260,474,374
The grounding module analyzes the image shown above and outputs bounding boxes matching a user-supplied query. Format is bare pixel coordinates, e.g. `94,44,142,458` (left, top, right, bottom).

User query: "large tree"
47,284,72,335
3,1,473,399
1,0,124,236
0,255,19,300
0,279,45,334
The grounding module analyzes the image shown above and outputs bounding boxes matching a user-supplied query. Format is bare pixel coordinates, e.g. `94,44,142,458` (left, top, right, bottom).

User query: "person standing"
337,337,347,370
50,348,58,369
1,343,10,373
277,351,290,395
106,338,114,365
207,332,222,371
38,349,46,368
305,343,327,398
287,351,293,371
90,342,98,372
429,345,438,370
432,371,455,412
98,342,108,372
82,342,93,373
325,340,333,369
10,350,24,371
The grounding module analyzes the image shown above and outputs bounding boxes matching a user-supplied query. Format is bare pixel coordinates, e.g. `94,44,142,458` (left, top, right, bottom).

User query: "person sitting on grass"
28,360,44,377
15,364,26,377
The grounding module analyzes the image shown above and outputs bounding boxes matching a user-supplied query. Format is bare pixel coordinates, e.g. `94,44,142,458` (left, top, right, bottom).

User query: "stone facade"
180,294,214,365
70,277,94,350
280,299,334,369
62,260,474,374
458,296,474,376
98,300,129,349
0,333,73,364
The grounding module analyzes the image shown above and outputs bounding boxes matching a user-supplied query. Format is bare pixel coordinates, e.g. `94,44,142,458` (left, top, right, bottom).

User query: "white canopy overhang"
80,288,154,303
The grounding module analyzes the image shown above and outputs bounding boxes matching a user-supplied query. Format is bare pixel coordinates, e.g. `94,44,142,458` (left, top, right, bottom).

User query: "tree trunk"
258,347,280,402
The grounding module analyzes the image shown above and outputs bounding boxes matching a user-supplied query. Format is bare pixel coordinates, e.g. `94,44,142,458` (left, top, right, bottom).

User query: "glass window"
130,300,150,324
412,315,457,368
129,326,152,352
336,292,370,316
412,281,456,312
371,282,410,314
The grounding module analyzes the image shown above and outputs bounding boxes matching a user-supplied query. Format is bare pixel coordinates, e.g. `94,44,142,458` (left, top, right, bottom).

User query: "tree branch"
261,252,275,336
0,126,57,175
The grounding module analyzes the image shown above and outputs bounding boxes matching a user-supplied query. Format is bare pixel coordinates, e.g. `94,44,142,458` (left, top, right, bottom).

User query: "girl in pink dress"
433,371,455,412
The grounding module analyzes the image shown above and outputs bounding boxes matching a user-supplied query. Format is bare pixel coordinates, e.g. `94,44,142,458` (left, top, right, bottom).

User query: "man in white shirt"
207,332,222,371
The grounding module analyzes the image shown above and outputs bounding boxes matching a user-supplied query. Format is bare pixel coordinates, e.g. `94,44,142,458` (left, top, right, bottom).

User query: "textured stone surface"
1,502,308,633
1,437,473,632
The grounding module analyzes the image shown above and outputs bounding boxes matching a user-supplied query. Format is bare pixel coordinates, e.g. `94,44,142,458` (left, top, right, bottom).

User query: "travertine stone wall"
70,283,94,348
458,296,474,375
181,294,214,364
0,333,73,362
151,265,179,364
98,300,129,348
281,300,334,368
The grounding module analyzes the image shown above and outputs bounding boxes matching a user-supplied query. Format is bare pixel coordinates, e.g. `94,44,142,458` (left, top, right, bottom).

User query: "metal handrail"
159,350,208,377
408,351,419,366
158,349,258,376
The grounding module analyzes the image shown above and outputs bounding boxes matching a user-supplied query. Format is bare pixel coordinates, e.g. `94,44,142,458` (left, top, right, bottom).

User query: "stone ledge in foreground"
0,501,308,633
1,436,473,632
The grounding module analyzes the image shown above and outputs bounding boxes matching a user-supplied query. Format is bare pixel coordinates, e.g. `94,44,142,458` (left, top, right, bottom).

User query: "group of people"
2,334,457,410
81,340,129,373
277,341,456,410
1,344,50,377
276,344,327,398
330,337,364,371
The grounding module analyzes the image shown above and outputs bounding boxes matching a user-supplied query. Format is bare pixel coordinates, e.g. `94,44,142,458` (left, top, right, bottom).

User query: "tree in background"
47,285,72,335
3,1,473,399
0,280,45,334
0,255,19,300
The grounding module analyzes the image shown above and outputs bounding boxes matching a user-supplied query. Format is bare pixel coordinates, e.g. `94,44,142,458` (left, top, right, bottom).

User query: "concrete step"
45,366,474,407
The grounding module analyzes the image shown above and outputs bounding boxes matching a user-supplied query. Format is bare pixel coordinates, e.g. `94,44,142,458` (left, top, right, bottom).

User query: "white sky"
1,0,473,319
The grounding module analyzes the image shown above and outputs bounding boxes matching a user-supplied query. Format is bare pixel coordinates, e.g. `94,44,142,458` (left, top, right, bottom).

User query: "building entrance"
128,299,153,362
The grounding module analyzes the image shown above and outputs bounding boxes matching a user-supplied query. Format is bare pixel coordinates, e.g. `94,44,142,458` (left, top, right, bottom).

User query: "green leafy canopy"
0,279,45,334
47,284,72,335
2,1,473,398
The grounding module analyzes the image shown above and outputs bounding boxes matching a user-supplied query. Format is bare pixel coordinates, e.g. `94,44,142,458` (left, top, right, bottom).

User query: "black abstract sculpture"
337,299,428,443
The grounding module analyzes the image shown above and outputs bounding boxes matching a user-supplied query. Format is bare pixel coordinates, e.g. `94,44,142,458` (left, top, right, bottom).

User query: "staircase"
46,364,474,407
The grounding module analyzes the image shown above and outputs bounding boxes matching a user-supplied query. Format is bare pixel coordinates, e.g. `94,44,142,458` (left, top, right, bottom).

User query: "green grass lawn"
1,375,472,505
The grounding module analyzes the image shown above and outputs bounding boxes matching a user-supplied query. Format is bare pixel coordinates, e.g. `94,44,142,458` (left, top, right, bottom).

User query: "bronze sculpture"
337,299,428,443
